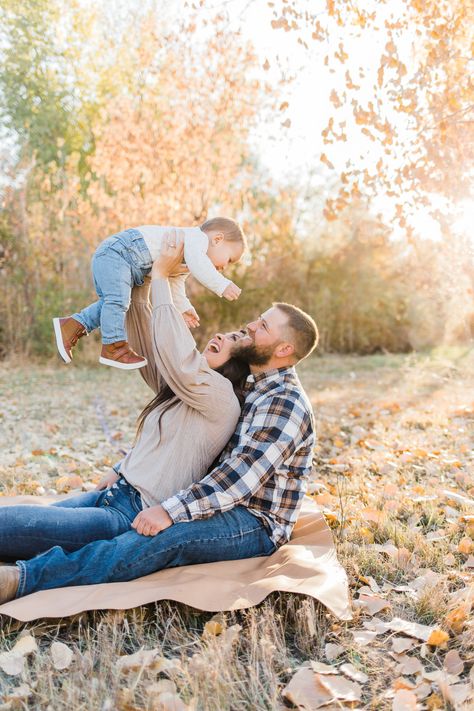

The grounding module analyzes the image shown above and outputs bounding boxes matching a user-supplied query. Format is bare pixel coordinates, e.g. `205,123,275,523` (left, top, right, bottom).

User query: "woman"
0,232,250,592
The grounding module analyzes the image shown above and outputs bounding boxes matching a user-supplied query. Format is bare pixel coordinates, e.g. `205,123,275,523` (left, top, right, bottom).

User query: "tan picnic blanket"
0,495,352,622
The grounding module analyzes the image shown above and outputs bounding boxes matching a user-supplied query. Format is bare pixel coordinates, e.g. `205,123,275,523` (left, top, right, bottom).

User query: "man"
0,282,318,601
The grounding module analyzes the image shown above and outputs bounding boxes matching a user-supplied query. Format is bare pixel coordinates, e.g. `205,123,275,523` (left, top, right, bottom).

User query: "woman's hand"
95,470,120,490
152,229,188,279
95,469,120,491
182,308,200,329
132,504,173,536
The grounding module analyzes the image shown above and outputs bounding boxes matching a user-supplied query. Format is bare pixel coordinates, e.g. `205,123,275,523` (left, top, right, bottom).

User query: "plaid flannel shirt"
161,366,315,548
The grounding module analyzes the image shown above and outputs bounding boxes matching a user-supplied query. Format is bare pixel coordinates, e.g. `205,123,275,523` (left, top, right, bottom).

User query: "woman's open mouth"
208,339,220,353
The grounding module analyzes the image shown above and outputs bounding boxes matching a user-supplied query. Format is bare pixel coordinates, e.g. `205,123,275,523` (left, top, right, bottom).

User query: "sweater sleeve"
184,228,231,297
125,277,166,395
150,278,235,417
168,274,193,314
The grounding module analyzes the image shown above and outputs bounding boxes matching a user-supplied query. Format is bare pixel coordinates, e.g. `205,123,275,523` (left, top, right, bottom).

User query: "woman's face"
203,329,249,369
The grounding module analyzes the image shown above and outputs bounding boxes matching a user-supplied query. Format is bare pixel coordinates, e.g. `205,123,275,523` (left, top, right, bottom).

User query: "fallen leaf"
12,634,37,656
351,629,377,646
117,648,162,672
0,651,24,676
458,538,473,554
203,620,224,637
426,629,449,647
317,673,362,702
443,649,463,676
387,617,436,642
392,637,415,654
355,592,391,615
396,654,424,676
392,688,418,710
339,662,368,683
445,606,469,633
282,667,333,709
308,661,336,674
51,641,74,670
325,643,344,661
55,475,84,493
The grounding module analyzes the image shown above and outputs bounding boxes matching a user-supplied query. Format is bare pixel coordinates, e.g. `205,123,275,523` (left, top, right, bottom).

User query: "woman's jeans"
15,506,276,598
73,229,152,344
0,478,142,562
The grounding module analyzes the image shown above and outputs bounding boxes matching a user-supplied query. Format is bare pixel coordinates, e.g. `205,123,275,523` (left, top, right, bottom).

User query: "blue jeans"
73,229,152,343
16,506,276,597
0,478,142,561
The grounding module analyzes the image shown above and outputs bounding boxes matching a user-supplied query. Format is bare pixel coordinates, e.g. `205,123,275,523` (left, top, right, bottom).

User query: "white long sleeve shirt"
137,225,232,313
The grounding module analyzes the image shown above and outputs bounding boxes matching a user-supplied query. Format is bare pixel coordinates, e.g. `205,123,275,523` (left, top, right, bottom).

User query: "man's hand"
182,308,200,329
131,504,173,536
152,229,188,279
95,470,120,490
222,282,242,301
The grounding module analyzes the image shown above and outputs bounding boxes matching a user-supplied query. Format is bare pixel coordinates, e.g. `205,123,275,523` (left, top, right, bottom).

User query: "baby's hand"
222,282,241,301
182,309,200,329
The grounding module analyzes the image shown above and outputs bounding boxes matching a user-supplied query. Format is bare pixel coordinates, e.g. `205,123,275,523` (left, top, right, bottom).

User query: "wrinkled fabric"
0,495,352,622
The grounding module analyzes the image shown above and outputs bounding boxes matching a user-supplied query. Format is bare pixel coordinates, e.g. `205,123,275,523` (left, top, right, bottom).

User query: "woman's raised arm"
125,276,166,395
148,231,235,418
150,277,232,417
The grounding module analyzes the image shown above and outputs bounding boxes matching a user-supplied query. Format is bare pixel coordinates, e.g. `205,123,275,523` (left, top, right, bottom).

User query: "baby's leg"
92,249,133,344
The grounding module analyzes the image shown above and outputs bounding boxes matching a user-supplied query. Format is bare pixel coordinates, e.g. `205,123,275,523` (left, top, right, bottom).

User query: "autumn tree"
0,1,269,354
269,0,474,232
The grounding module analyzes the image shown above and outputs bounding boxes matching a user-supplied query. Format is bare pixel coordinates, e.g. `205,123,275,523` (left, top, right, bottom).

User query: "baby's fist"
182,309,200,329
222,282,241,301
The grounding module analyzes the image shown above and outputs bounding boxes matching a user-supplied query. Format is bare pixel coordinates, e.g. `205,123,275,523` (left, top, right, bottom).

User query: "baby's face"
206,233,243,270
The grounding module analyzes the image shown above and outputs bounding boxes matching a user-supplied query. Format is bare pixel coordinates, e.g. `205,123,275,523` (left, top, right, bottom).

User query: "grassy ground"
0,349,473,709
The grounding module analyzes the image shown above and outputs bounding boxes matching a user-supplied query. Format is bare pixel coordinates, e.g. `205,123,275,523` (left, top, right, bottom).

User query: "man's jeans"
15,506,276,598
73,229,152,343
0,478,143,561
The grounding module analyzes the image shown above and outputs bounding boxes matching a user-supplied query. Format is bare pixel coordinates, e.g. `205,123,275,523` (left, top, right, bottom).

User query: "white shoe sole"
53,318,71,363
99,356,148,370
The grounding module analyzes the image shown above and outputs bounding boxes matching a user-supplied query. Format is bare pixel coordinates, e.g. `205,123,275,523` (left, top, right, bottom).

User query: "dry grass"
0,348,473,709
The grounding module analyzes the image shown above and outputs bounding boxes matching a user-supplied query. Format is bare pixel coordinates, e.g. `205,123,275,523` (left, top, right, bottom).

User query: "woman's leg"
16,507,276,596
0,483,141,560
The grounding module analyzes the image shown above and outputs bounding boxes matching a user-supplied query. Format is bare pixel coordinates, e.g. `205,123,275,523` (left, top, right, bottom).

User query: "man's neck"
249,359,295,376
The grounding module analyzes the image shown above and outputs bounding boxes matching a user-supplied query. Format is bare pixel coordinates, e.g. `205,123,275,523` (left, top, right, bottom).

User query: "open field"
0,350,473,709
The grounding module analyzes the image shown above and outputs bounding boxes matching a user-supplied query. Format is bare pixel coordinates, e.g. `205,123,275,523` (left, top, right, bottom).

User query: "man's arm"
161,395,311,522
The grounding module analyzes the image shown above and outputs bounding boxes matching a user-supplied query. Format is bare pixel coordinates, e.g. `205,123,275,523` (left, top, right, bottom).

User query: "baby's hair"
201,217,247,250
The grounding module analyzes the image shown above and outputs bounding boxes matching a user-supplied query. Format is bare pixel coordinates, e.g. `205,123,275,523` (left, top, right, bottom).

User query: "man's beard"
231,339,277,366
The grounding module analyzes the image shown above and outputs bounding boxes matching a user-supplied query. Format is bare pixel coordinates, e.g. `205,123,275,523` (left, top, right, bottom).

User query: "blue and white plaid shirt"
161,366,315,547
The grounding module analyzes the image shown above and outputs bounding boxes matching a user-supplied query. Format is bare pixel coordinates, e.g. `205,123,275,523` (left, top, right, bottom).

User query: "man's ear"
275,342,295,359
211,232,224,245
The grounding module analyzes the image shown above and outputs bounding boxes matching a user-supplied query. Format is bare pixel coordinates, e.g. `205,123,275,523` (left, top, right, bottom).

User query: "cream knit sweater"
120,277,241,507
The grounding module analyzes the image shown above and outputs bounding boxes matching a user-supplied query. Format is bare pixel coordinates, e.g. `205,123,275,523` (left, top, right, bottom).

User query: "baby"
53,217,246,369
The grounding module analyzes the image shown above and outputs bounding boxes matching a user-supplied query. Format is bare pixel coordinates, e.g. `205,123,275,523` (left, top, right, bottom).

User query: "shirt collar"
245,366,296,389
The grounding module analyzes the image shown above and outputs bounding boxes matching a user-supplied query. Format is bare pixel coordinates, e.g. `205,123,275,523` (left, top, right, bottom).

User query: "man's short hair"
273,302,319,363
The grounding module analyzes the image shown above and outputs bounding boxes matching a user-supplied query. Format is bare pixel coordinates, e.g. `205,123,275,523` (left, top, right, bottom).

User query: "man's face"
232,307,290,366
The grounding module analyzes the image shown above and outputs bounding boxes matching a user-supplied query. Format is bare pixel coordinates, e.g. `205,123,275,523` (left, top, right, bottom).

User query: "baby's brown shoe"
53,317,87,363
99,341,147,370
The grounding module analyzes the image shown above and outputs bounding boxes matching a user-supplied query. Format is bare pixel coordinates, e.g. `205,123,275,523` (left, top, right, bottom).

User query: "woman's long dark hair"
135,357,250,440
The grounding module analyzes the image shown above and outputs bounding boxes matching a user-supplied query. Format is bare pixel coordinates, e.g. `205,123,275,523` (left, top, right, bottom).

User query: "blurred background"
0,0,472,359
